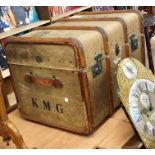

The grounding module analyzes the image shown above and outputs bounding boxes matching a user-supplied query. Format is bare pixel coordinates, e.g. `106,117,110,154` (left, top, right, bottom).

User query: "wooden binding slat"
59,17,128,43
77,9,144,33
5,37,86,69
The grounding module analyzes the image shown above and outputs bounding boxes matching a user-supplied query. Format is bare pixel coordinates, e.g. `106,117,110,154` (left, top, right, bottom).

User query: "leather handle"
24,73,63,88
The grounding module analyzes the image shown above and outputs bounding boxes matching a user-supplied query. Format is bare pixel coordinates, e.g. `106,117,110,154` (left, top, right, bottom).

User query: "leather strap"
24,73,63,88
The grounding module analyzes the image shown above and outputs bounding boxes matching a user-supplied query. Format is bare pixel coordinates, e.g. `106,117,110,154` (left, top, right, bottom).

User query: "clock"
117,57,155,148
122,58,137,80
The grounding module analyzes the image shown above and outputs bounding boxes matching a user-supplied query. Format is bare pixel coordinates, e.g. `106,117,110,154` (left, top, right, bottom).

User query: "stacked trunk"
4,10,145,134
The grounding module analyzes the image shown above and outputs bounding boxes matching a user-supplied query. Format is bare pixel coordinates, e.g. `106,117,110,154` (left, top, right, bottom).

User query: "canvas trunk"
64,9,145,65
5,29,113,134
41,19,128,110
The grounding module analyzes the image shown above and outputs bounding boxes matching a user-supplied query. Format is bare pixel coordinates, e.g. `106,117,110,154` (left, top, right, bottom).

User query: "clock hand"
140,108,150,118
142,97,152,111
124,64,134,74
148,95,153,111
140,108,147,115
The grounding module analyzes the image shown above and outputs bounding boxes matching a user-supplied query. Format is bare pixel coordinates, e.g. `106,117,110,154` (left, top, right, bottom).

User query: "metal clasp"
91,53,103,78
115,43,120,56
130,34,138,52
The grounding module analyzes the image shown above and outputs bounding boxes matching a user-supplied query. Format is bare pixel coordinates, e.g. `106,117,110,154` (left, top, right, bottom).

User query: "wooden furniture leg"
144,26,155,73
0,82,28,149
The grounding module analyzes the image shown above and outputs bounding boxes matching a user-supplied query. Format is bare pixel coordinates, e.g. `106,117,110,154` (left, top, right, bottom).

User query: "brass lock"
91,53,103,78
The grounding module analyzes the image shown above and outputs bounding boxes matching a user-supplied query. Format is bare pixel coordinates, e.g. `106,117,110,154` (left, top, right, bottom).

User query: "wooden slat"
51,7,92,21
95,120,135,149
0,20,50,40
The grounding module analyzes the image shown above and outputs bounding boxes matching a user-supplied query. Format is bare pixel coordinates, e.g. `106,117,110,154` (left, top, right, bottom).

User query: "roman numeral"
32,98,38,108
137,116,142,123
132,93,138,98
43,101,51,111
143,124,148,133
137,85,143,92
145,82,148,90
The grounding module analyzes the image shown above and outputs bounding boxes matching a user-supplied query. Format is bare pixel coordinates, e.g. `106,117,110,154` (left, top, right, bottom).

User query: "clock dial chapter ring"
129,79,155,141
122,58,137,80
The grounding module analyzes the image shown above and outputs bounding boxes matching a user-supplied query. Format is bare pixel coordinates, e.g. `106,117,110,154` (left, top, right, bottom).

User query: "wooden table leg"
0,82,28,149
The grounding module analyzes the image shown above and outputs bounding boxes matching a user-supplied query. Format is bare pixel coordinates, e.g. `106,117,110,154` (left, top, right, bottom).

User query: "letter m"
43,101,51,111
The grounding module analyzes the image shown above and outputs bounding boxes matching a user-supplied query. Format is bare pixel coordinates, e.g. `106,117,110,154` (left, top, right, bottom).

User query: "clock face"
122,59,137,80
129,79,155,141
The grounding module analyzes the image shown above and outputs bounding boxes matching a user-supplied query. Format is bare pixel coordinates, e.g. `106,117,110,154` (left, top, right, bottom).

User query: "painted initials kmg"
32,98,63,113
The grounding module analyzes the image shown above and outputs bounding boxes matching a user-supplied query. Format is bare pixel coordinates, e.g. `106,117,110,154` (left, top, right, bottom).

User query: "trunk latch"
91,53,103,78
130,34,138,52
115,43,120,56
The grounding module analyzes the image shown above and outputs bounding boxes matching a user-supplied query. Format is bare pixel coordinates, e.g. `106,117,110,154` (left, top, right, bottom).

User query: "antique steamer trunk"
65,9,145,65
5,29,111,134
42,19,129,110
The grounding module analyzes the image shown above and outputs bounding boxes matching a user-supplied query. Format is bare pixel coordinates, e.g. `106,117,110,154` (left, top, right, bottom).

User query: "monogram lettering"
56,104,63,113
32,98,38,108
31,98,63,113
43,101,51,111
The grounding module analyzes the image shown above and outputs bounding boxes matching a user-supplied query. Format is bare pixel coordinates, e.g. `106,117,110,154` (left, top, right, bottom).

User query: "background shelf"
0,20,50,40
51,6,92,21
